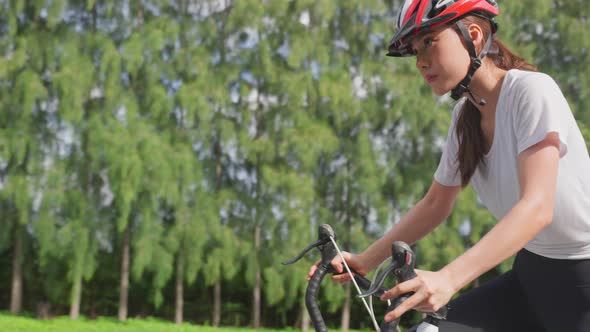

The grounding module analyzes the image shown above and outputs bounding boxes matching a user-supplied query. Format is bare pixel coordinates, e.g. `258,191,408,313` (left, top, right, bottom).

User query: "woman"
309,1,590,331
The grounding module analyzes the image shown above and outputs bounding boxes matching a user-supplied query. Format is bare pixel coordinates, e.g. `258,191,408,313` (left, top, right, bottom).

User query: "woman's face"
410,26,471,96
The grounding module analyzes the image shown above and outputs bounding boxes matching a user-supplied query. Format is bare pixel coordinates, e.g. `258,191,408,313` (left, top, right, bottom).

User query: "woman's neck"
466,63,507,121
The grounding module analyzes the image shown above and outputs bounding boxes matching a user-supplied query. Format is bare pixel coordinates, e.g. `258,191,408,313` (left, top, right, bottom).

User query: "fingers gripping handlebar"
283,224,448,332
282,224,384,332
359,241,448,331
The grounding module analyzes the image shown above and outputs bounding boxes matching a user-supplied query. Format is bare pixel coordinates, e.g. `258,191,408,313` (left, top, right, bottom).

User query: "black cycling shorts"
438,249,590,332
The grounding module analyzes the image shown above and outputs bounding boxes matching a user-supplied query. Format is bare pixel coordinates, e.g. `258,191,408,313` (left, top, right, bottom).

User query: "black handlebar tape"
379,267,417,332
380,295,408,332
380,242,418,332
306,263,330,332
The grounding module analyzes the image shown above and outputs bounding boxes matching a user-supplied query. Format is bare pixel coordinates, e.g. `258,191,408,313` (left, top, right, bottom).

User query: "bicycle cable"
329,236,393,332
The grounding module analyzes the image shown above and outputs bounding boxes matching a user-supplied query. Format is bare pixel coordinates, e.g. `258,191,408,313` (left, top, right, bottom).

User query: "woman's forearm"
359,197,451,271
441,198,552,293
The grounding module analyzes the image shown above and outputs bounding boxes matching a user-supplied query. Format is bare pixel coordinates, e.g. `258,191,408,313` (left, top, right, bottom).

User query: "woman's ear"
468,23,484,53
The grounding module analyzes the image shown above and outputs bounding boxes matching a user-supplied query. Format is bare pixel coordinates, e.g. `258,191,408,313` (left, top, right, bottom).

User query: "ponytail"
454,17,537,186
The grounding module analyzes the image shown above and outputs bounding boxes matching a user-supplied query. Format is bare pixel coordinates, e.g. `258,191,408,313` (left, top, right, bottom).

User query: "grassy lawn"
0,314,282,332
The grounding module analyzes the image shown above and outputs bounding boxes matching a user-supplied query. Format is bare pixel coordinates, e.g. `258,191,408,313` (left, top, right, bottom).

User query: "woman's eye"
424,38,433,47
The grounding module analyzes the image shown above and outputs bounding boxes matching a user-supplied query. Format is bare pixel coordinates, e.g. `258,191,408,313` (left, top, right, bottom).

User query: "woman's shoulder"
504,69,558,92
502,69,572,123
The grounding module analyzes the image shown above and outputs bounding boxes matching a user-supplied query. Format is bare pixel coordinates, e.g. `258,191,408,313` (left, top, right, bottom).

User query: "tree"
0,0,56,314
0,0,587,327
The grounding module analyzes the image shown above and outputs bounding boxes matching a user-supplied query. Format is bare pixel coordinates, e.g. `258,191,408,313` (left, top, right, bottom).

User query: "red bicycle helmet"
388,0,499,104
388,0,499,57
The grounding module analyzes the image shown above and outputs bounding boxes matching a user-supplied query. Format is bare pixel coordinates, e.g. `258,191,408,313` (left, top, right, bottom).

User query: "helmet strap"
450,20,495,105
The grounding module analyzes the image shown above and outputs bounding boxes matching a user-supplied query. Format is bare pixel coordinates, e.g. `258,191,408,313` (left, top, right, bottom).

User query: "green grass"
0,314,285,332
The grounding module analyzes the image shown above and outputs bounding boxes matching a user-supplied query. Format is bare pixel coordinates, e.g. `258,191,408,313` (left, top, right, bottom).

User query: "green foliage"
0,0,588,329
0,313,240,332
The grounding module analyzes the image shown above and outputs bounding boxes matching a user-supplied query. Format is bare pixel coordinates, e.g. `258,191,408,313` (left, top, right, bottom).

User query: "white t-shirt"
434,69,590,259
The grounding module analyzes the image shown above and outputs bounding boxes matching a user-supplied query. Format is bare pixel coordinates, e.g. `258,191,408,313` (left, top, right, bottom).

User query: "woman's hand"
381,269,456,322
307,251,369,283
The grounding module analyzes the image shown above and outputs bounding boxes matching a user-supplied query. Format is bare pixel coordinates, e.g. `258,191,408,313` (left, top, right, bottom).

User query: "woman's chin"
426,81,451,96
431,87,450,96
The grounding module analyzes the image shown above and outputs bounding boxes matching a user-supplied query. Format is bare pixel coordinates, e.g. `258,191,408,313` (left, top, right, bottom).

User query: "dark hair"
454,15,537,187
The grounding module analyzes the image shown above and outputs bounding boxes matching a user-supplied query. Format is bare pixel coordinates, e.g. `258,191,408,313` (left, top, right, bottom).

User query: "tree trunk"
175,255,184,324
212,281,221,326
212,126,223,327
69,274,82,320
10,222,23,314
36,301,51,319
252,223,262,329
300,300,310,331
118,225,130,321
340,283,351,332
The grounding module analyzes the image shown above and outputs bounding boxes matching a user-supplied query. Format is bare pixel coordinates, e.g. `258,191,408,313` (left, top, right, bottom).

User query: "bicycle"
283,224,448,332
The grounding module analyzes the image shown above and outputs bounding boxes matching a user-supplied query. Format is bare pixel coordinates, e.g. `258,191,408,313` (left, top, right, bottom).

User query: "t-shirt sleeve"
513,73,570,157
434,103,463,187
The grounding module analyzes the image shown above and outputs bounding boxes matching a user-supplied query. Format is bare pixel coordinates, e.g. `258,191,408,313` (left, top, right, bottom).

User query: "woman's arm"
382,133,561,320
323,180,461,282
441,133,560,291
360,180,462,271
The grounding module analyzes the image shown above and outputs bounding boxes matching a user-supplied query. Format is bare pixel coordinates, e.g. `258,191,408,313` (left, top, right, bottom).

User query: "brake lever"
359,241,448,332
282,238,325,265
282,224,336,267
357,261,400,298
283,224,386,295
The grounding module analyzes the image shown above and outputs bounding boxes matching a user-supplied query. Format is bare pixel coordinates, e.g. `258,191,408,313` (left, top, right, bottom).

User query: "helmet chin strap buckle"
450,58,482,102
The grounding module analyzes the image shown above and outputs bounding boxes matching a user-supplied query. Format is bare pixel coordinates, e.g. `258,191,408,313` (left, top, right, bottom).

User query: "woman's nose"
415,53,429,69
